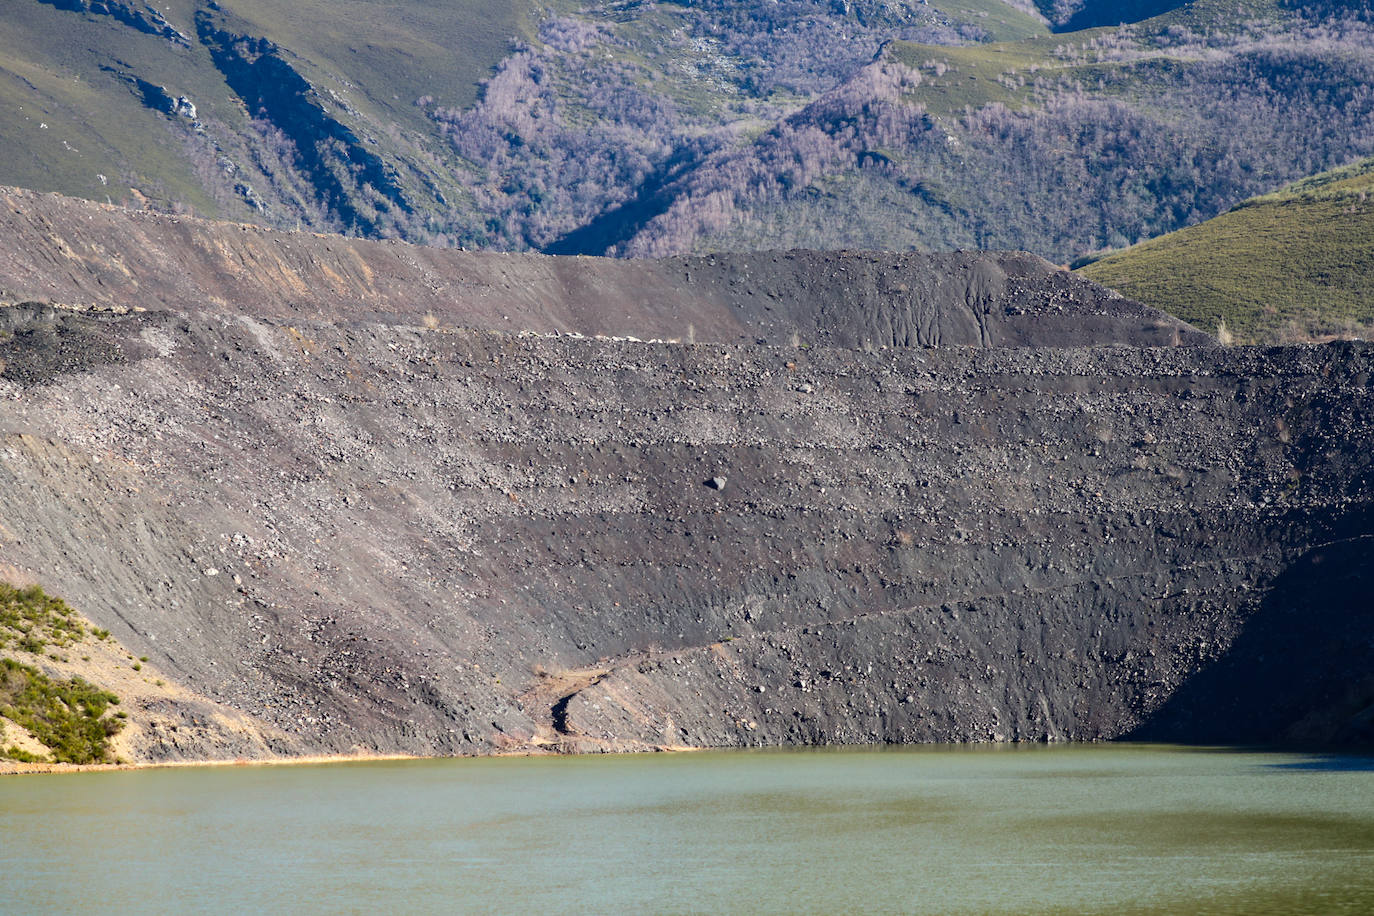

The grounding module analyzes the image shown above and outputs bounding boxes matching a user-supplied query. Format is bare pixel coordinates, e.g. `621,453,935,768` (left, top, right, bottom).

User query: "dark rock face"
0,302,129,385
0,306,1369,757
0,192,1368,760
1054,1,1186,30
1129,534,1374,746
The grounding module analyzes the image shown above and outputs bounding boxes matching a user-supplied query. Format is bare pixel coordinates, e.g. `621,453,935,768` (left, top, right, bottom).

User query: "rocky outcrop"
129,79,197,121
0,306,1370,758
36,0,190,46
194,9,411,234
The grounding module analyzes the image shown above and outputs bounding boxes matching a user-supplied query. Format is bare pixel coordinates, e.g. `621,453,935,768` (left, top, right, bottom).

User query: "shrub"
0,583,86,654
0,659,123,764
1,746,46,764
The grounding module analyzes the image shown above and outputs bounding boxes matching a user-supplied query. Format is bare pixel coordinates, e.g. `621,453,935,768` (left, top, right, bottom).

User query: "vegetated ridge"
0,190,1370,766
4,0,1374,272
1079,155,1374,344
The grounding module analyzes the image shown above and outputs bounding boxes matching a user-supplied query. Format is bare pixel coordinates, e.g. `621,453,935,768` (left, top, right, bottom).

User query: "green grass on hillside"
120,0,533,114
1252,155,1374,201
0,0,533,217
1,658,122,765
0,4,225,213
0,582,93,655
218,0,536,120
890,39,1051,115
1,582,123,765
1080,157,1374,343
932,0,1051,42
1127,0,1290,36
890,0,1290,117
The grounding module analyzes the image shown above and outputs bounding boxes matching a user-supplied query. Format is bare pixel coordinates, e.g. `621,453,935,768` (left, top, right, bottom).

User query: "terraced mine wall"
0,299,1370,760
0,190,1369,761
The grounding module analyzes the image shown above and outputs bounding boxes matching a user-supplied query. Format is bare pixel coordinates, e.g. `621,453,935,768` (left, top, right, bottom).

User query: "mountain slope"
607,0,1374,261
0,185,1205,349
1079,156,1374,343
3,0,1373,265
0,0,530,234
3,0,1058,241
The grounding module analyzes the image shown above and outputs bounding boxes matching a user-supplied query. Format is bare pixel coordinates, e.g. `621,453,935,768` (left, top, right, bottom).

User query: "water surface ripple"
3,744,1373,914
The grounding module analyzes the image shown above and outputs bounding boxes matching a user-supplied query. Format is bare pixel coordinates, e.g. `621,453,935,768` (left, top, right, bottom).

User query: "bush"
1,746,46,764
0,582,86,654
0,659,123,764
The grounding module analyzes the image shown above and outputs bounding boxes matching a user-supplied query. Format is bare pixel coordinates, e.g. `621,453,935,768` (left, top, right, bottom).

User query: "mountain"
606,0,1374,261
3,0,1373,266
0,0,1047,241
2,190,1373,766
1079,156,1374,343
0,0,538,236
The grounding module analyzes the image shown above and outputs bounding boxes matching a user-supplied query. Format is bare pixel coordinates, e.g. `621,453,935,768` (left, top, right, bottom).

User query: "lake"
2,744,1373,914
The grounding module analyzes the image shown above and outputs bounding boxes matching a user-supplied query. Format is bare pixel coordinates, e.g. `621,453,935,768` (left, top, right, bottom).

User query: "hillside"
0,0,545,238
1,192,1372,765
3,0,1373,265
0,0,1047,241
1079,156,1374,343
1034,0,1187,29
614,0,1374,261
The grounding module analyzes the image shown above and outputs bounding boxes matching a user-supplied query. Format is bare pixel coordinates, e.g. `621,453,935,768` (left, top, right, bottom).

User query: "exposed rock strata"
0,304,1370,759
0,192,1368,761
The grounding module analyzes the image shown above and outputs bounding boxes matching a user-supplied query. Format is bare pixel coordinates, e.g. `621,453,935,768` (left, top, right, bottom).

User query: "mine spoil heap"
0,187,1370,763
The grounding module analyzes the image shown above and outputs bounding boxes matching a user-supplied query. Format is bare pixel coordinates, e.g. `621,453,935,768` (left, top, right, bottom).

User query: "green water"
2,745,1373,914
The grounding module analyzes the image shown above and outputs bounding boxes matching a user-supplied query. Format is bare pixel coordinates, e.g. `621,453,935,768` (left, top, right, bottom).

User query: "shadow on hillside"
542,150,699,256
1063,1,1188,31
1128,527,1374,748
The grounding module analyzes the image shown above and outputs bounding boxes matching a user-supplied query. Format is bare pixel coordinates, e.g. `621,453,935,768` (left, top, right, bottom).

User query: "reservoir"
3,744,1373,914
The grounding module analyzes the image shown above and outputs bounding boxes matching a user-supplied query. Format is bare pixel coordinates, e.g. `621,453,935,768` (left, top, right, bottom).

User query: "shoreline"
0,751,435,777
0,742,706,777
6,740,1365,777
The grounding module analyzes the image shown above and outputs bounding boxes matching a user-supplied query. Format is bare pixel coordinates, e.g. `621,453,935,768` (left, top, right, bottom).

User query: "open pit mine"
0,186,1370,764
